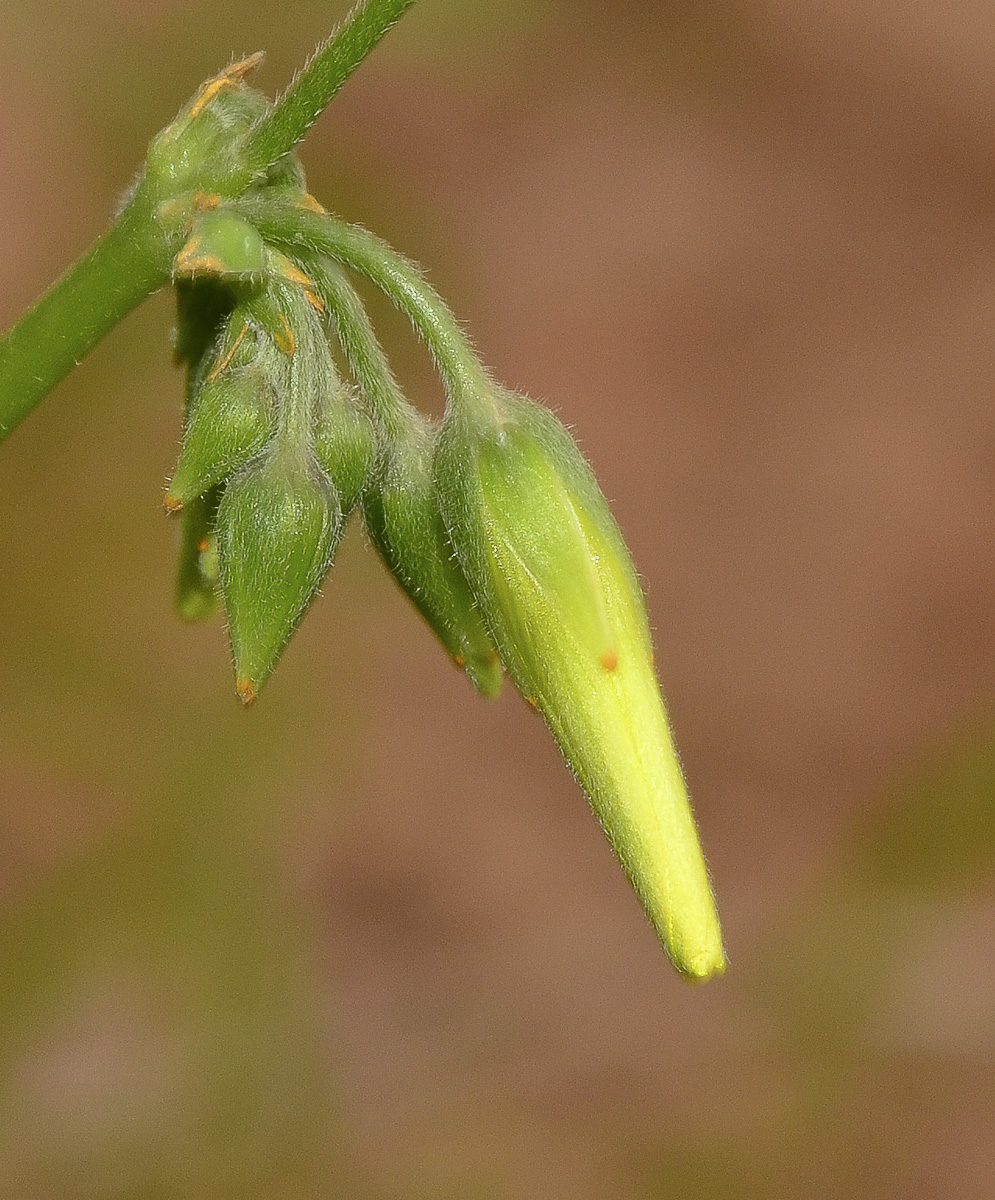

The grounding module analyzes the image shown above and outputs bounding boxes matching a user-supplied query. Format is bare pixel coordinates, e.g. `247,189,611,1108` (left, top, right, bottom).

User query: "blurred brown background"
2,1,995,1196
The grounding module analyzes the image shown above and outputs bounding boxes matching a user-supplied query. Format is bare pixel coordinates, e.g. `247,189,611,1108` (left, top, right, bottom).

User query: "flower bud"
363,412,502,697
165,321,279,510
435,392,724,980
313,386,378,519
173,210,268,291
146,55,270,196
174,487,221,622
261,254,378,516
217,443,342,703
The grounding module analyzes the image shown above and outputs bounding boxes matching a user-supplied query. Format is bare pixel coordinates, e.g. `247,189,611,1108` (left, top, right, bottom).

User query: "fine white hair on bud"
217,440,341,704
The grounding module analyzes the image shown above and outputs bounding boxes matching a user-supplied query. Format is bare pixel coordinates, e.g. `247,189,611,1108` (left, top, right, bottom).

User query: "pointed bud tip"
300,193,327,215
679,950,727,984
226,51,266,80
235,677,258,705
452,651,503,698
436,394,726,981
164,494,183,514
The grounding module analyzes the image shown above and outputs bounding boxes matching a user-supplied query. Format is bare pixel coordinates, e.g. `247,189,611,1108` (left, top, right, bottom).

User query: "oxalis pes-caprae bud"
173,210,268,290
218,439,341,704
362,408,503,699
165,317,278,510
215,278,349,703
148,53,723,980
435,390,725,980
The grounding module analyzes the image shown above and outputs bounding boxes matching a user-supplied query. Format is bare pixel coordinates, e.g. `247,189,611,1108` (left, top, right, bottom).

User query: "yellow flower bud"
436,392,725,980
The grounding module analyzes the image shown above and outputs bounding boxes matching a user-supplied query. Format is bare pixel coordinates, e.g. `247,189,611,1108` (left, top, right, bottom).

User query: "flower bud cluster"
159,63,724,978
167,202,375,704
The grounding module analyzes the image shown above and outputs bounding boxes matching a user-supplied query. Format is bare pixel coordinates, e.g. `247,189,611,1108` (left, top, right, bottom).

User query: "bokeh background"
2,1,995,1196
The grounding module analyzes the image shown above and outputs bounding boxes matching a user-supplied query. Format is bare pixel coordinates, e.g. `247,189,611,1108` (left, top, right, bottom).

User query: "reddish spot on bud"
223,52,266,82
280,263,309,288
164,494,183,514
453,654,466,667
601,649,619,672
174,234,203,267
235,677,257,705
197,537,210,553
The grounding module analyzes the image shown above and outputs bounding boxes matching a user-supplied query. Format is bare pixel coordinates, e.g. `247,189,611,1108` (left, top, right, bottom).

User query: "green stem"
273,279,326,447
243,0,420,178
0,185,176,443
233,197,495,407
308,257,411,440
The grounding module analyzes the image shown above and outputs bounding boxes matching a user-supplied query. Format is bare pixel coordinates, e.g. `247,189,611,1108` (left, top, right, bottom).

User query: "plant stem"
234,197,494,406
0,186,176,444
243,0,419,178
308,258,410,439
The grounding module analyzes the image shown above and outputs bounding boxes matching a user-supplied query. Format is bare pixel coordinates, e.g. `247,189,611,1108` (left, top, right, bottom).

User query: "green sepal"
363,410,502,698
166,369,275,509
217,442,342,703
173,210,268,290
435,391,724,980
166,321,279,509
242,281,300,358
174,487,222,622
